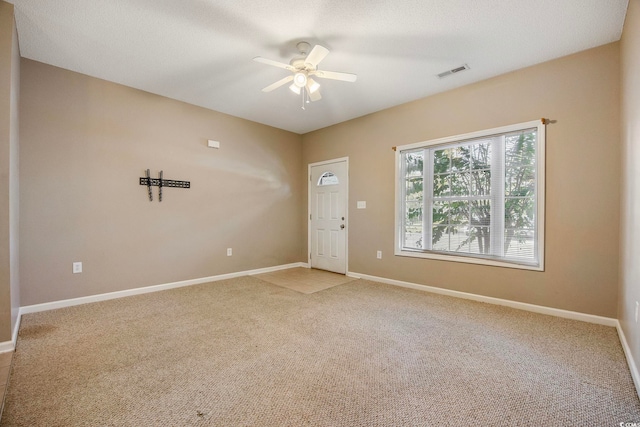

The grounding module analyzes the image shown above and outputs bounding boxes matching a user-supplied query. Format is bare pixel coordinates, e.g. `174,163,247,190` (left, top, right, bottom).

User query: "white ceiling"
7,0,629,134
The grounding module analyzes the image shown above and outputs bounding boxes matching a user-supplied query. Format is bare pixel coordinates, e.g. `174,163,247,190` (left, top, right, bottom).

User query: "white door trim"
308,157,349,273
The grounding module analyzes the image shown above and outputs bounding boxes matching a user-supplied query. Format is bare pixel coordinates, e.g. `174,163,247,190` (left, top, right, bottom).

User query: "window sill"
395,249,544,271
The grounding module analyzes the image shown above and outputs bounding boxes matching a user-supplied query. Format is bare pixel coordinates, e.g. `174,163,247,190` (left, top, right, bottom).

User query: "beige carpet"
2,276,640,426
253,267,356,293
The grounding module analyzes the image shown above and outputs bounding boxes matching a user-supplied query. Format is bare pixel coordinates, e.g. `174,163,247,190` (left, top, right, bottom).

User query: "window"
318,172,339,186
395,120,545,270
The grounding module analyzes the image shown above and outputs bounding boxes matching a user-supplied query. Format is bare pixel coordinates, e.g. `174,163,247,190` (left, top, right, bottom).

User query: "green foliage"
429,143,492,252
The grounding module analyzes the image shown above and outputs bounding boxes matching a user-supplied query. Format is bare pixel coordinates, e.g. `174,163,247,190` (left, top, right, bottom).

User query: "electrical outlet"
227,248,232,256
376,250,382,259
72,262,82,274
635,301,639,323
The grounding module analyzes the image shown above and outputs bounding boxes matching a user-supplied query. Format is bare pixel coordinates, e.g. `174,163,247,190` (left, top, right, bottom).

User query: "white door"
309,159,348,274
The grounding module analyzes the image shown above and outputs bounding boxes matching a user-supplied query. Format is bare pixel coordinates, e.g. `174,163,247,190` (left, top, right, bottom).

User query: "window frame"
394,120,545,271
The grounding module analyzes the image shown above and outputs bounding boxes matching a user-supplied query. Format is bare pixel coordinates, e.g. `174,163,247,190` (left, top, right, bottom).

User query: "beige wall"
19,59,305,306
9,0,19,338
0,1,19,343
620,0,640,379
303,43,621,317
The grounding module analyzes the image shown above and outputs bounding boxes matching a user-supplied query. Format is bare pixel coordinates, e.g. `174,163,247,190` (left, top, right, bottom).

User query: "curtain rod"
391,118,548,151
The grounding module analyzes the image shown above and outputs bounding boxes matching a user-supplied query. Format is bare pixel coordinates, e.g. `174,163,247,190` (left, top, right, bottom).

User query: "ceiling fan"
253,42,357,105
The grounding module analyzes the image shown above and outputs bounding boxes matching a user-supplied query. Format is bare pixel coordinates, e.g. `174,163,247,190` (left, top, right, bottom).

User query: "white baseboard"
19,265,613,325
0,341,13,354
20,262,308,316
347,271,617,327
1,262,308,353
0,311,23,354
616,321,640,399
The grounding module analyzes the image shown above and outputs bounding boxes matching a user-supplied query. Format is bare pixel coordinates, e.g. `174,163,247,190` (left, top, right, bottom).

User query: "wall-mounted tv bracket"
139,169,190,202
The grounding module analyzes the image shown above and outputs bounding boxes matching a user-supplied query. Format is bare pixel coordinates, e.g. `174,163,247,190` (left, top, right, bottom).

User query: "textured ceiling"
7,0,629,134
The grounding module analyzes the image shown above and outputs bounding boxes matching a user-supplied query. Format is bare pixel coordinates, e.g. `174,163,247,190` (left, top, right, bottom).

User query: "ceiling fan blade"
313,70,357,82
262,75,293,92
306,85,322,102
253,56,295,71
304,45,329,68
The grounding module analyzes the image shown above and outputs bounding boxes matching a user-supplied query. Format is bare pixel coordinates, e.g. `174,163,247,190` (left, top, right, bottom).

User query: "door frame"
308,157,349,273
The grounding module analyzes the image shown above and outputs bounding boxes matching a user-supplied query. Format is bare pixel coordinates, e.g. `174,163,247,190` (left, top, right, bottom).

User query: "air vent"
437,64,470,79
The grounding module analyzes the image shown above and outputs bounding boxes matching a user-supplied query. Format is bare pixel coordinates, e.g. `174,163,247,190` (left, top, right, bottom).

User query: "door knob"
340,224,345,229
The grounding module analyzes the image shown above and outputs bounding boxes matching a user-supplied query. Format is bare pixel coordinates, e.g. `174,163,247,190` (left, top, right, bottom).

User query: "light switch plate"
72,262,82,274
357,201,366,209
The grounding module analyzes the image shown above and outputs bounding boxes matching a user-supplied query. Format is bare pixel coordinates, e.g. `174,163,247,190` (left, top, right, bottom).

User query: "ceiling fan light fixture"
253,43,357,105
293,72,307,87
289,83,301,94
307,78,320,94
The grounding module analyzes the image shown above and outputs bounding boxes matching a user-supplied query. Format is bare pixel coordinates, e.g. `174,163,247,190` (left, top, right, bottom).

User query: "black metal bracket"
139,177,191,188
139,169,190,202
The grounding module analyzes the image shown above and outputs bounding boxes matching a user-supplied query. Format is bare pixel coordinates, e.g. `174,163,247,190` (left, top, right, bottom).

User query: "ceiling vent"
437,64,470,79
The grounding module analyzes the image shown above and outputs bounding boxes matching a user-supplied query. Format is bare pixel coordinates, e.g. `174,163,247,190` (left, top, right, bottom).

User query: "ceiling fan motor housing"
290,58,315,71
296,41,311,55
